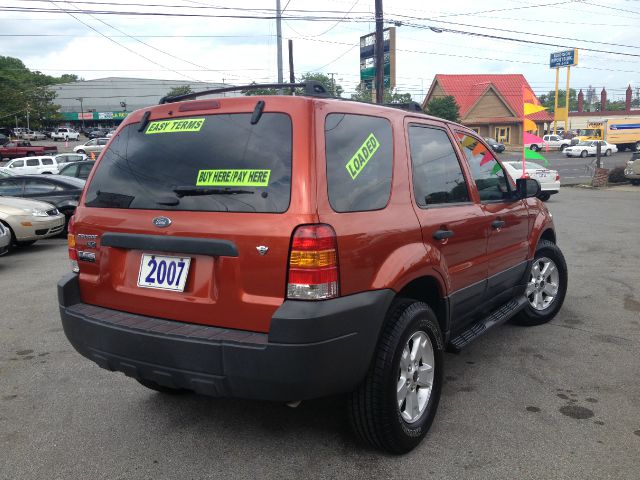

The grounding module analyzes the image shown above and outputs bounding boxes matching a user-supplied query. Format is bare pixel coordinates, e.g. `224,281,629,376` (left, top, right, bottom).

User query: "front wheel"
348,300,443,454
530,144,540,152
76,149,85,154
605,149,612,157
580,150,588,158
513,240,568,326
538,192,551,201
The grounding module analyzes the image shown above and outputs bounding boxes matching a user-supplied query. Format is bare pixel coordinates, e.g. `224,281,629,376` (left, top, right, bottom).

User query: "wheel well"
397,276,447,335
540,228,556,244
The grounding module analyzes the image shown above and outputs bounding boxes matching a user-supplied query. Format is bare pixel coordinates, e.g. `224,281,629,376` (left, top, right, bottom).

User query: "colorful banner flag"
524,103,546,115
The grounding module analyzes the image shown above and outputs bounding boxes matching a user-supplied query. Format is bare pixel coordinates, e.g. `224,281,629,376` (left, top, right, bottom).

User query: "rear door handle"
433,229,455,240
491,220,506,229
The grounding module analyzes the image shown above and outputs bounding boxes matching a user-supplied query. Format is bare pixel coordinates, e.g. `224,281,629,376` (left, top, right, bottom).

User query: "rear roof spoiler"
159,81,331,104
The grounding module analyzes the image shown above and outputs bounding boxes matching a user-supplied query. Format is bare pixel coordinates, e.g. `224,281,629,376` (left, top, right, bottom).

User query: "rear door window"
26,159,39,167
0,178,24,195
85,113,292,212
324,113,392,212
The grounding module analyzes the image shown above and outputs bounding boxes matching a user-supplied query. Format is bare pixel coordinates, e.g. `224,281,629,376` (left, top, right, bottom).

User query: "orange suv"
58,82,567,453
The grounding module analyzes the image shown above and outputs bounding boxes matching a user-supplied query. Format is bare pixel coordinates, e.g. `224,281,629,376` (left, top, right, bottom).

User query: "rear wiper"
172,186,255,197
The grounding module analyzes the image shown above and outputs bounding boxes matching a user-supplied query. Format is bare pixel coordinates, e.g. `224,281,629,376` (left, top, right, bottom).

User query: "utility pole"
328,73,336,96
288,39,295,85
26,103,30,131
374,0,384,104
76,97,85,130
276,0,284,94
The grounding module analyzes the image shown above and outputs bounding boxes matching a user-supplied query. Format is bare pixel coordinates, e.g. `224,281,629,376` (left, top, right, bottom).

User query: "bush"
608,166,627,183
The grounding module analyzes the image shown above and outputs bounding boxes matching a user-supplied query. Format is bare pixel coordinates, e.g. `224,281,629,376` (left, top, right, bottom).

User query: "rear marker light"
67,216,79,273
287,224,339,300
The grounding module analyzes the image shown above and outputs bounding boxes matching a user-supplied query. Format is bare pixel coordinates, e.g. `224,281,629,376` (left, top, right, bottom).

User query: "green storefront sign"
61,111,129,121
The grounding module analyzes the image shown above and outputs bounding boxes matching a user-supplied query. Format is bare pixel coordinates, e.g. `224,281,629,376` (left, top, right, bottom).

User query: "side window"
408,125,469,206
87,139,96,146
26,158,39,167
457,132,511,202
79,164,93,177
10,160,23,168
42,158,54,165
325,113,393,212
0,179,23,195
24,179,56,194
62,164,78,176
99,139,108,146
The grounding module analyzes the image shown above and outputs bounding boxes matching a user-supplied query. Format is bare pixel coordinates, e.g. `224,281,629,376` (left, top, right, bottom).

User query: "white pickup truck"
526,134,570,152
51,127,80,142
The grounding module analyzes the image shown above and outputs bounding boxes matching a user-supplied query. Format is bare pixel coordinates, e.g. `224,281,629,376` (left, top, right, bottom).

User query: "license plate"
137,254,191,292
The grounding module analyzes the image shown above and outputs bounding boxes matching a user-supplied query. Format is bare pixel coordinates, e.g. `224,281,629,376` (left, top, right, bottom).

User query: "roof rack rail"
382,102,424,113
159,80,331,104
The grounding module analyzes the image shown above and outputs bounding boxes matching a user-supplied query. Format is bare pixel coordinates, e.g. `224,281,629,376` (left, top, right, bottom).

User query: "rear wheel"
530,144,540,152
605,149,611,157
538,192,551,201
580,150,588,158
514,240,567,326
348,300,443,454
76,149,85,154
26,152,35,157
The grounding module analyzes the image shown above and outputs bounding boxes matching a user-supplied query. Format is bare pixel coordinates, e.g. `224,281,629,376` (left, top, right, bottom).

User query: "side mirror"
516,178,541,199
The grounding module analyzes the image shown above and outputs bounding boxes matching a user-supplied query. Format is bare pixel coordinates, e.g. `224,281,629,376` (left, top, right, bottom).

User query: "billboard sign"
359,27,396,90
550,49,578,68
61,111,129,121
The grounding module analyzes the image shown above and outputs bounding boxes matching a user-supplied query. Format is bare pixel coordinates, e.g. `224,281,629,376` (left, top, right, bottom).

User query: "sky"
1,0,640,103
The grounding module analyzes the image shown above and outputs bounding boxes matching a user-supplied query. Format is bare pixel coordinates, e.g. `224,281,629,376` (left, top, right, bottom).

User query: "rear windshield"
84,113,292,212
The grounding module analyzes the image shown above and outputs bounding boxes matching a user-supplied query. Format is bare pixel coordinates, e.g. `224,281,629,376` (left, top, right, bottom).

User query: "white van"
51,128,80,141
5,156,61,175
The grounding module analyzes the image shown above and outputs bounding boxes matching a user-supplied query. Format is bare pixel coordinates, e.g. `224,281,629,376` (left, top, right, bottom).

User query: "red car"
59,82,567,453
0,141,57,160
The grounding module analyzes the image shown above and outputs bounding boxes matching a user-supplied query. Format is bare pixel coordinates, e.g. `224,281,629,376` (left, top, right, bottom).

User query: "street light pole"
276,0,284,94
76,97,85,130
374,0,385,104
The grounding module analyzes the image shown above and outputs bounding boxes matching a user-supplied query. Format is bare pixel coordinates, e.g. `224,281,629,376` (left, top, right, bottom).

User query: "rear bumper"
58,273,394,401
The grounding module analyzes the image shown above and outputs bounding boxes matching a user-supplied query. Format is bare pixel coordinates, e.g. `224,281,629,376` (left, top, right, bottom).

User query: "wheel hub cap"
526,257,560,311
397,331,435,423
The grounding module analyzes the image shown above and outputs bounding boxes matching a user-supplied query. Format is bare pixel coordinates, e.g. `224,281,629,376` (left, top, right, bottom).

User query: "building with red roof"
422,74,553,146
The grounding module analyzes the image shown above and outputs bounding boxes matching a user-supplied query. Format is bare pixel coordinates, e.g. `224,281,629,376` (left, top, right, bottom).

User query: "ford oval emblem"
152,216,172,228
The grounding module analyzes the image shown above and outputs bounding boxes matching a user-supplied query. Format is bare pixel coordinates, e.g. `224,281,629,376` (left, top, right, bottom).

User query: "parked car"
51,127,81,142
502,161,560,201
526,134,570,152
12,128,28,138
58,161,95,180
484,137,505,153
73,138,108,156
0,134,8,146
0,175,84,230
87,129,108,139
563,140,618,158
0,141,58,160
106,129,117,138
0,195,65,247
624,151,640,185
0,221,10,255
23,130,47,141
58,83,567,454
3,156,60,175
55,153,87,166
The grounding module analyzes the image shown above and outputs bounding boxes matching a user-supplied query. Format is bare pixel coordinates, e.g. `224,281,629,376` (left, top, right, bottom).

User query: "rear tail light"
287,224,339,300
67,215,79,273
555,173,560,181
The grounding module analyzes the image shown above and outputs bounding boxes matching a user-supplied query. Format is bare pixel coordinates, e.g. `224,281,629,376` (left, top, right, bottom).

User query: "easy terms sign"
550,49,578,68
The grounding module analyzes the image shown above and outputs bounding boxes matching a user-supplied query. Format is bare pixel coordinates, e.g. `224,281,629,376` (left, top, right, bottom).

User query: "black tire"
605,149,611,157
631,179,640,186
538,192,551,201
580,150,588,158
513,240,568,327
136,378,188,394
348,300,443,454
530,144,539,152
76,149,85,154
26,152,35,157
16,240,36,247
560,144,568,151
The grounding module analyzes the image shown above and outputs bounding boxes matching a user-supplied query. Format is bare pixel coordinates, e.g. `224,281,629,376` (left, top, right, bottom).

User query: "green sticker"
345,133,380,180
196,169,271,187
146,118,205,134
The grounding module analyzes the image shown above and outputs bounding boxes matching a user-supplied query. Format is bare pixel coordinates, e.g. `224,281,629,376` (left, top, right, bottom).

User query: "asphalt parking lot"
1,187,639,479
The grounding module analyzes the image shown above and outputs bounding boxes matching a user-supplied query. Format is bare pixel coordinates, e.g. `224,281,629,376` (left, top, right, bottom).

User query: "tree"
0,56,72,129
424,96,460,122
165,85,193,98
350,83,413,104
537,89,578,113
